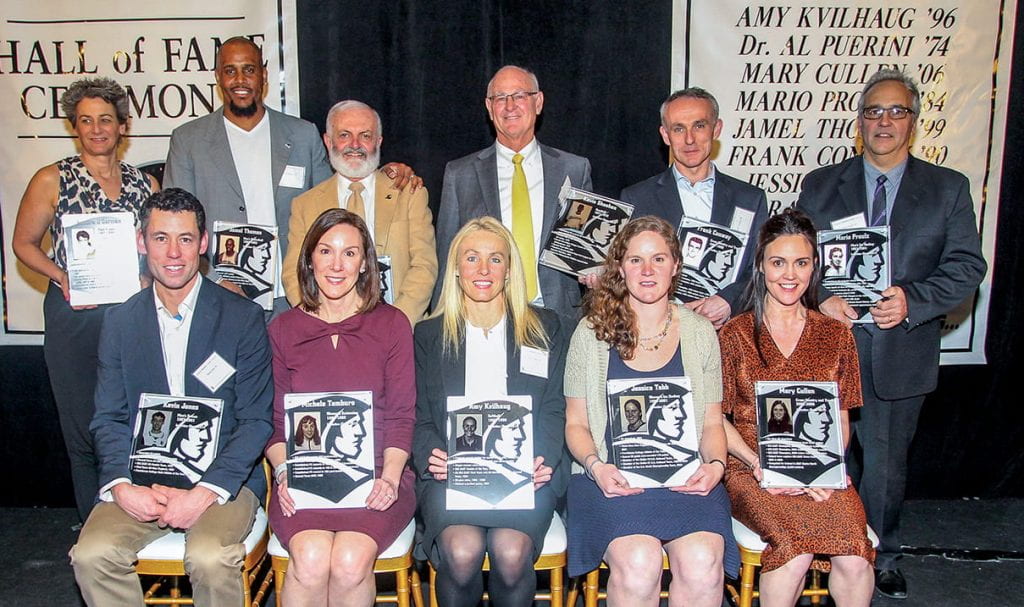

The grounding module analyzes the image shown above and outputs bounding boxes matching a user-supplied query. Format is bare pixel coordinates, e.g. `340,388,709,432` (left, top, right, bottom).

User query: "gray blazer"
434,142,593,321
796,155,987,399
163,107,333,268
620,167,768,311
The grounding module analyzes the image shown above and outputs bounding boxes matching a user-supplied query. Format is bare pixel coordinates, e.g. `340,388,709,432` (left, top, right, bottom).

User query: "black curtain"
1,0,1021,505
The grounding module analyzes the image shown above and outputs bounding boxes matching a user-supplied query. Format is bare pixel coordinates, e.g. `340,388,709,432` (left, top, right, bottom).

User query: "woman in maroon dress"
720,208,874,607
265,208,416,606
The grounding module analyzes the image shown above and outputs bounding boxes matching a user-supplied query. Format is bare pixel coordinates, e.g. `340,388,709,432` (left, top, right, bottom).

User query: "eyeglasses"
487,91,539,105
861,105,914,120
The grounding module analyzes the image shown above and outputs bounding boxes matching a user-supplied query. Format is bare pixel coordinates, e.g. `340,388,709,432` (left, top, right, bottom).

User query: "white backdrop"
673,0,1016,364
0,0,299,344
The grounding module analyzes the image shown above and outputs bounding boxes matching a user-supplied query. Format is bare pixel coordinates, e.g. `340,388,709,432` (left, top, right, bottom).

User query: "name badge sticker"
520,346,549,379
730,207,755,234
193,352,236,393
831,213,867,229
279,165,306,189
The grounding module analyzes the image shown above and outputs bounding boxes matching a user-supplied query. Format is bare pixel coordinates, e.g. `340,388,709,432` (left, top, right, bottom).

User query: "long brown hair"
296,208,381,314
582,215,682,360
738,207,821,363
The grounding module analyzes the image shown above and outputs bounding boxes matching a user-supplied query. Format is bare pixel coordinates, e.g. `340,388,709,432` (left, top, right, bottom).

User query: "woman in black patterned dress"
13,78,157,521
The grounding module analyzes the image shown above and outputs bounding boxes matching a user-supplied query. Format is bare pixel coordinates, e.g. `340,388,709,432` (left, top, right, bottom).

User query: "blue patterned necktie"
870,174,888,227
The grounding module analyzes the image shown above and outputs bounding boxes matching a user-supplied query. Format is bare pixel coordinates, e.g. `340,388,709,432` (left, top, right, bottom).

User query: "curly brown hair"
582,215,682,360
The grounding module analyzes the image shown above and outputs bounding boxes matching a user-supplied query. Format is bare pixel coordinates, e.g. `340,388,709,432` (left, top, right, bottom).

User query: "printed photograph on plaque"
755,381,847,489
63,211,140,306
605,376,699,488
818,227,890,323
675,217,746,302
213,221,278,310
129,393,223,490
538,182,634,277
445,395,534,510
284,391,375,509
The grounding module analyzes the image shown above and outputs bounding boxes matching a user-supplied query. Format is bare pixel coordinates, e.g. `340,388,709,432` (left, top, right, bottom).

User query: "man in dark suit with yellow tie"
434,65,593,322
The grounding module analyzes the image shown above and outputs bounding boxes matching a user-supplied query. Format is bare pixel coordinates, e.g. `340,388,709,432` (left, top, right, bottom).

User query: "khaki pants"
71,487,258,607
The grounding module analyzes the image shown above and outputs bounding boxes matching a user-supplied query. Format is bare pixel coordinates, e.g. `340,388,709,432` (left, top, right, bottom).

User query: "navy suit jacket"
620,167,768,311
434,142,593,321
412,308,570,497
91,277,274,502
796,156,987,399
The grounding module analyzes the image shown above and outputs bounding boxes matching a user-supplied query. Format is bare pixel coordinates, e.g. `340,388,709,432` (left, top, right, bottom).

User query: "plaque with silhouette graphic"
213,221,278,310
755,381,847,489
605,376,699,488
818,227,890,323
445,395,534,510
675,217,747,303
284,391,375,509
129,393,224,490
63,211,140,306
539,183,634,278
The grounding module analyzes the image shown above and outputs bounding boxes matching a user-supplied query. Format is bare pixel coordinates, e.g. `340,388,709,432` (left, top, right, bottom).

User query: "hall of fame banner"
445,395,534,510
605,376,700,488
213,222,278,311
755,381,847,489
676,217,747,302
539,183,634,277
0,0,300,344
283,391,375,510
129,393,223,490
673,0,1016,363
818,226,891,322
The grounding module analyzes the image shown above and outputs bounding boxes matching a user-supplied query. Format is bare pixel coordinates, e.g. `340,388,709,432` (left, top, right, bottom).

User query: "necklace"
638,308,673,351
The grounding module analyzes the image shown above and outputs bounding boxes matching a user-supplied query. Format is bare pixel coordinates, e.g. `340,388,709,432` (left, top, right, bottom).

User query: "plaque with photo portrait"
675,217,747,303
755,381,847,489
605,376,699,488
63,211,141,306
213,221,278,311
817,226,891,323
129,393,224,490
283,391,376,509
445,395,534,510
538,183,634,278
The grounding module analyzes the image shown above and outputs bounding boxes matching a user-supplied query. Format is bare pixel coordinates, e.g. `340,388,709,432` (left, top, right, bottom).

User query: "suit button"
238,206,245,213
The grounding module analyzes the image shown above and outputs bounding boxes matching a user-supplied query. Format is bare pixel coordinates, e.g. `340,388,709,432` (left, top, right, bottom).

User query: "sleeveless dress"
567,344,739,577
43,156,152,520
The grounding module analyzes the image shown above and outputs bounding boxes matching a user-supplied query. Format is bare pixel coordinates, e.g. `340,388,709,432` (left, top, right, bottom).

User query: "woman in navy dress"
564,216,738,606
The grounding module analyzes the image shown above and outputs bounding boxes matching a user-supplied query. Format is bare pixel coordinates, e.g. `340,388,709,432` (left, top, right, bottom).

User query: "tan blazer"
282,170,438,323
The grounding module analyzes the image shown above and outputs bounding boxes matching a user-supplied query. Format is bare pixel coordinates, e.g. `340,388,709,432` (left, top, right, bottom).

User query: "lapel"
836,158,868,222
442,331,468,401
655,168,684,227
206,108,243,199
710,172,734,226
268,109,291,199
888,157,923,240
373,170,399,252
505,320,529,395
474,145,502,219
539,143,564,243
183,279,222,397
137,289,171,395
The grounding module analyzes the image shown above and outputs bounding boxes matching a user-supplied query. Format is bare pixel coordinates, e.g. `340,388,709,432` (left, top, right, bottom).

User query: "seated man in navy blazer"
71,189,273,607
620,87,767,328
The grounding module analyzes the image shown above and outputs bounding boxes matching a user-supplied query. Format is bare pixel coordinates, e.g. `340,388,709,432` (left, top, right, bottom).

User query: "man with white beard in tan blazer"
282,100,437,323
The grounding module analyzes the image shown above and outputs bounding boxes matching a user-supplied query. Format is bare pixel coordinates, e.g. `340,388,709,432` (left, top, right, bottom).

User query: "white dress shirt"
335,171,378,237
464,316,509,401
495,138,544,304
672,164,717,223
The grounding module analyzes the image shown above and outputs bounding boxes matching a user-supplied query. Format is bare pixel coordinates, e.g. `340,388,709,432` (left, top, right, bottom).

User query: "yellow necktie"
347,181,366,218
512,153,538,300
